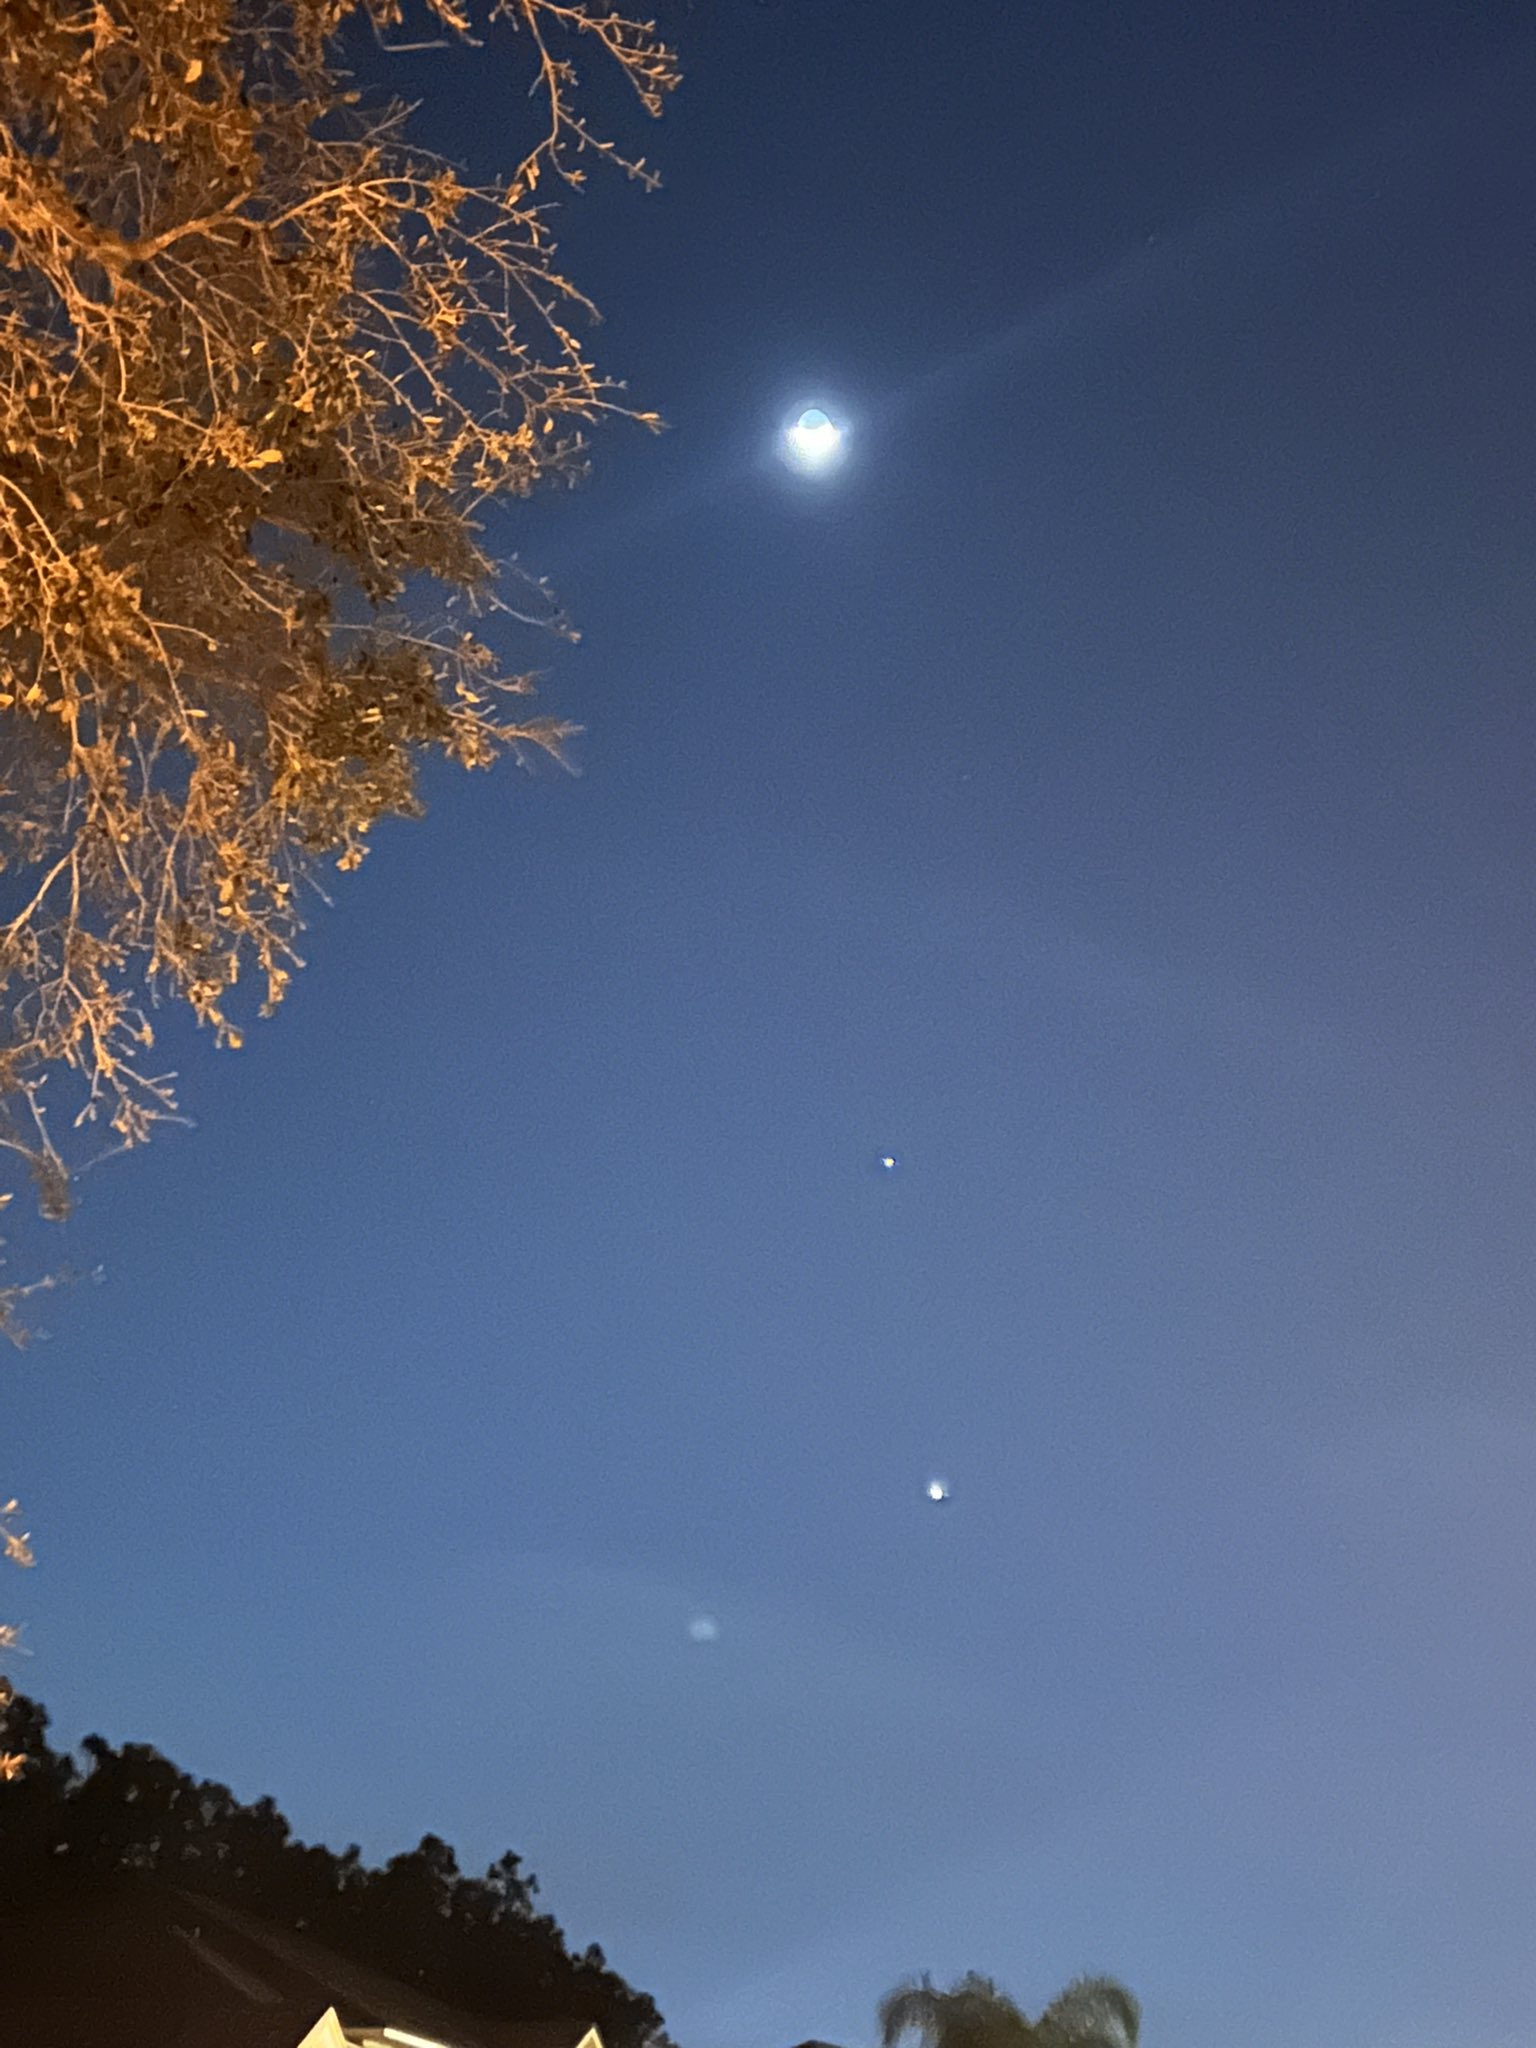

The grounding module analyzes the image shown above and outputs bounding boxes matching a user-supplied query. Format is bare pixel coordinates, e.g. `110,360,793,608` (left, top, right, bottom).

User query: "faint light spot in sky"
782,405,844,474
927,1479,950,1503
688,1614,720,1643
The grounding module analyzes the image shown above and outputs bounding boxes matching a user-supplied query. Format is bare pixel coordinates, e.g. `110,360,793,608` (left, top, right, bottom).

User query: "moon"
688,1614,720,1642
926,1478,951,1504
782,405,844,474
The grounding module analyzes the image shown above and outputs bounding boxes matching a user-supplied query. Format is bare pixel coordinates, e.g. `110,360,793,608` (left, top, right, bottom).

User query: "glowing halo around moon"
781,404,845,475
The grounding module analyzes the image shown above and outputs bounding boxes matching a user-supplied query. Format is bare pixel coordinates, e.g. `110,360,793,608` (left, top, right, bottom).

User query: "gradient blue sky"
11,5,1536,2046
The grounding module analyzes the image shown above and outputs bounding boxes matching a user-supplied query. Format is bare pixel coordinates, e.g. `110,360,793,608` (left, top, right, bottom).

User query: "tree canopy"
880,1970,1142,2048
0,0,679,1301
0,1690,671,2048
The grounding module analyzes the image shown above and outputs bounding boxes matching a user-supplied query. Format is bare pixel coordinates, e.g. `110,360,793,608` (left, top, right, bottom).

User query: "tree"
0,1494,33,1771
0,1693,672,2048
0,0,683,1699
0,0,680,1311
880,1971,1142,2048
0,1686,76,1900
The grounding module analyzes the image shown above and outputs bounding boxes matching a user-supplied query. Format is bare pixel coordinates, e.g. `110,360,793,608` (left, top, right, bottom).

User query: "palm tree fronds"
1039,1975,1142,2048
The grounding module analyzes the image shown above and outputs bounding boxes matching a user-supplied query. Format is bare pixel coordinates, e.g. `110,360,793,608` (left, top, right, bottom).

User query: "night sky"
11,5,1536,2046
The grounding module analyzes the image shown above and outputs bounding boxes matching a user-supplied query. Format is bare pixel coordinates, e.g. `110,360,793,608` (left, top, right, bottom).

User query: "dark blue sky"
12,4,1536,2045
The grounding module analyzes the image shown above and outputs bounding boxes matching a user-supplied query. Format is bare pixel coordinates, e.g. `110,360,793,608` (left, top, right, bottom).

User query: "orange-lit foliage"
0,0,678,1296
0,1496,31,1738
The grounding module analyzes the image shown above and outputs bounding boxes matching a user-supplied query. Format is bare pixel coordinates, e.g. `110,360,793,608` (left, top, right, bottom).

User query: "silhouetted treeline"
0,1694,670,2048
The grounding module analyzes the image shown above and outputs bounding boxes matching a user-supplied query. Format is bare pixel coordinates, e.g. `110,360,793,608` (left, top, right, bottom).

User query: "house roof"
1,1881,606,2048
302,2015,605,2048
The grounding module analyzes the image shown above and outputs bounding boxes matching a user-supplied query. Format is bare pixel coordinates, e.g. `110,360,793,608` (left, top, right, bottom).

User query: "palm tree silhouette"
880,1970,1141,2048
